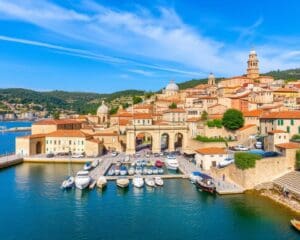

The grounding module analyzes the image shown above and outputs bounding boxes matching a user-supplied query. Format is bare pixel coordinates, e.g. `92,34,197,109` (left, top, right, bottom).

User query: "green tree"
169,102,177,109
201,111,208,121
122,102,130,109
133,96,143,104
53,111,60,119
296,150,300,169
222,109,244,130
109,106,119,115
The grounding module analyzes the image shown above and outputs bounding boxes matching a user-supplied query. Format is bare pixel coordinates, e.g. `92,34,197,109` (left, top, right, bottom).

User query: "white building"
195,147,227,170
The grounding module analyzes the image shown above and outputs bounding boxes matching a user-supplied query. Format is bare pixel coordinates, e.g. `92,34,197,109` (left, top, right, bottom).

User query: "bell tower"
208,73,216,86
247,50,259,79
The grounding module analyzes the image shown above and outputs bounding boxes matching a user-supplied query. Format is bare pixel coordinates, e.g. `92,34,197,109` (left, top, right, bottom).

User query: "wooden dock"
0,154,23,169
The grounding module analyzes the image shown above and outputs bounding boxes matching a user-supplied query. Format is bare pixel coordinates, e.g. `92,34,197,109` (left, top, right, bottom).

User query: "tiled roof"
274,88,298,93
119,119,130,126
93,131,119,136
133,114,152,119
163,108,186,113
243,109,263,117
46,130,90,138
275,142,300,149
196,147,226,155
261,111,300,119
238,124,256,131
269,130,286,134
186,117,200,122
19,134,46,139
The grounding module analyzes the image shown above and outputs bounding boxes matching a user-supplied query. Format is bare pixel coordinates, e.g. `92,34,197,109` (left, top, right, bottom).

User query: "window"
298,126,300,134
291,119,294,125
287,126,290,133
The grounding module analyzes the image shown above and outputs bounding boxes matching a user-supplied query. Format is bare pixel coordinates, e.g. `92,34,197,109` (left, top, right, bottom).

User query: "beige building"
264,130,289,151
32,119,82,135
195,147,227,170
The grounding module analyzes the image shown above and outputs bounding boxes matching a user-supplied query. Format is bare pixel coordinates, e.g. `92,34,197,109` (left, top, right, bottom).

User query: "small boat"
75,171,91,190
291,219,300,231
116,177,129,188
145,177,155,187
91,159,99,168
132,176,144,188
61,176,74,189
143,167,148,175
128,167,135,175
158,168,164,174
96,176,107,189
107,167,115,176
83,162,92,171
189,171,202,184
218,158,234,168
120,165,128,176
146,161,152,167
155,160,164,168
131,162,136,167
195,177,216,194
141,160,147,167
152,166,158,175
154,177,164,186
116,161,121,167
147,168,153,175
136,160,142,167
166,159,179,170
135,167,142,175
115,166,120,176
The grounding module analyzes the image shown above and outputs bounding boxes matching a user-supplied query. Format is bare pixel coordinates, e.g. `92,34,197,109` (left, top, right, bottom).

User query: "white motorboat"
166,159,179,170
152,167,158,175
147,168,153,175
132,176,144,188
96,176,107,189
75,171,91,190
189,171,202,184
116,177,130,188
83,162,92,171
108,168,115,176
145,177,155,187
218,158,234,168
143,167,148,175
61,176,74,189
128,167,135,175
115,167,120,176
158,168,164,174
91,159,99,168
154,177,164,186
135,167,142,175
120,166,128,176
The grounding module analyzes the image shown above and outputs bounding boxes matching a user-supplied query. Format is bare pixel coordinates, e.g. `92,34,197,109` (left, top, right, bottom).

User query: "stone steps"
273,171,300,194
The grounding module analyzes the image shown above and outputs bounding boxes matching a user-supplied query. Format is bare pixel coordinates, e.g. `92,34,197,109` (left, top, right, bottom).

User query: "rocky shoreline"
259,189,300,214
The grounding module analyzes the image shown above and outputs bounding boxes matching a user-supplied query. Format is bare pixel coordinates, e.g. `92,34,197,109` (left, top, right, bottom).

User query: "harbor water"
0,122,299,240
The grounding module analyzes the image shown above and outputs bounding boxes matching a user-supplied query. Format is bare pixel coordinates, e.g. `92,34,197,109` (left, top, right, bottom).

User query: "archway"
135,132,152,152
161,133,169,152
36,141,42,154
174,133,183,151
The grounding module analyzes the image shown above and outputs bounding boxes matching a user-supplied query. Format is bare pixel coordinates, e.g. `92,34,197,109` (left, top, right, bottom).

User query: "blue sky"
0,0,299,93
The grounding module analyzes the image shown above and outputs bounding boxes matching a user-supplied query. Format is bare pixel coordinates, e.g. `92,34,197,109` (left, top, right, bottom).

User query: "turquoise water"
0,122,299,239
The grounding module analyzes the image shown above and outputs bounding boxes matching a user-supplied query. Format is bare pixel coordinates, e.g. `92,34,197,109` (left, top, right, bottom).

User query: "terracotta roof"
119,119,130,126
163,108,186,113
93,131,119,136
269,130,286,134
238,124,256,131
134,104,153,109
275,142,300,149
261,111,300,119
112,112,133,118
34,119,81,125
274,88,298,93
196,147,226,155
208,114,223,120
46,130,90,138
186,117,200,122
153,120,169,125
19,134,45,139
243,109,263,117
133,114,152,119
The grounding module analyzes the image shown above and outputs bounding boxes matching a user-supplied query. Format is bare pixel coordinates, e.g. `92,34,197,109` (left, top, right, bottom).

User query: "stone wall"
211,149,296,190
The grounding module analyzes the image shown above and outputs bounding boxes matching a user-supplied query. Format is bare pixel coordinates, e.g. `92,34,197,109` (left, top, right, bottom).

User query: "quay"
1,126,31,133
0,154,23,169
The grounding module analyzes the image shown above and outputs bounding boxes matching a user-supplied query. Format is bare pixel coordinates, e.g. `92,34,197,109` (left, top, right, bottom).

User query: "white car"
72,153,84,158
234,145,249,151
111,152,118,157
255,142,262,149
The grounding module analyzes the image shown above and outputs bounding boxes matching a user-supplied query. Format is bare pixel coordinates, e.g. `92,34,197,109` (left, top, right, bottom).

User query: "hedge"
296,150,300,170
195,135,227,142
234,152,262,170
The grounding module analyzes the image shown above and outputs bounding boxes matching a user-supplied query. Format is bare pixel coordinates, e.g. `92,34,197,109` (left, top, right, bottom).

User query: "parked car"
72,153,84,158
263,151,279,158
111,151,118,157
233,145,249,151
46,153,54,158
154,153,160,157
255,141,263,149
145,153,151,158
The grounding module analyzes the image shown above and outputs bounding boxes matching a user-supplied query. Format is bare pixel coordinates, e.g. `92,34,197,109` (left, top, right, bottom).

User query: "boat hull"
75,178,90,190
195,181,216,194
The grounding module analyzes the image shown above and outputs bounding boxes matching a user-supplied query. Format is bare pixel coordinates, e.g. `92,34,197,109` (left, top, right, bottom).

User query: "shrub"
234,152,262,170
296,150,300,170
222,109,244,130
291,134,300,141
169,102,177,109
207,119,223,128
195,135,227,142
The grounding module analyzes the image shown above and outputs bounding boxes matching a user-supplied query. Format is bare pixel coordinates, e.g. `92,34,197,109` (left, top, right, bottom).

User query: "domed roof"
208,72,215,79
165,80,179,92
97,101,108,115
250,50,256,55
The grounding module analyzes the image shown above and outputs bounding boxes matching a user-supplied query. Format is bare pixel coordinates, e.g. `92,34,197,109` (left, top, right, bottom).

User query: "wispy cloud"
128,69,153,76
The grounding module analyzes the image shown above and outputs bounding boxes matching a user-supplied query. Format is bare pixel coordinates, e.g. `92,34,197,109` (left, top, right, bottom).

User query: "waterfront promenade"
0,154,23,169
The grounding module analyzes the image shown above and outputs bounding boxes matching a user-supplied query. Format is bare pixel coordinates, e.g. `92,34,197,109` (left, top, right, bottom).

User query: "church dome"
97,101,108,115
165,80,179,92
208,73,215,79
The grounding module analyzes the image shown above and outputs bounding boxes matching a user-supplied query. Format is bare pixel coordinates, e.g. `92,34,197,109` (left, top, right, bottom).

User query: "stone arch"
161,133,169,152
174,132,184,151
36,141,42,154
135,132,153,152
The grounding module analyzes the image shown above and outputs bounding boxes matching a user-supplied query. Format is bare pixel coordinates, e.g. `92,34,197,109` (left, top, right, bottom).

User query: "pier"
0,154,23,169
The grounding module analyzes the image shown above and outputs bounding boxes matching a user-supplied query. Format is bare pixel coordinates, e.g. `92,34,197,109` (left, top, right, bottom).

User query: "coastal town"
0,50,296,216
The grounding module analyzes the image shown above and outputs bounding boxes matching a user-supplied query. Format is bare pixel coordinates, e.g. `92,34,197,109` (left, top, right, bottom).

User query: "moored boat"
143,167,148,175
195,176,216,194
158,168,164,174
218,158,234,168
155,160,164,168
83,162,92,171
291,219,300,231
120,165,128,176
132,176,144,188
96,176,107,189
135,167,142,175
115,166,120,176
145,177,155,187
152,166,158,175
107,167,115,176
154,177,164,186
147,168,153,175
166,159,179,170
128,167,135,175
91,159,99,168
189,171,202,184
75,171,91,190
116,177,130,188
61,176,74,190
